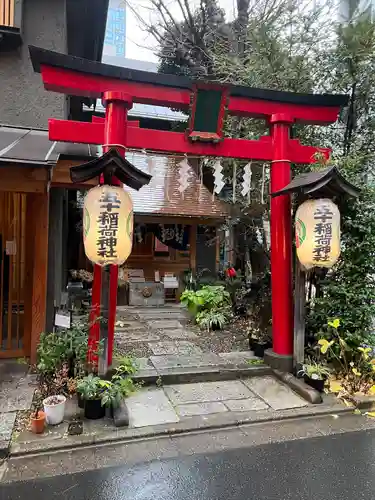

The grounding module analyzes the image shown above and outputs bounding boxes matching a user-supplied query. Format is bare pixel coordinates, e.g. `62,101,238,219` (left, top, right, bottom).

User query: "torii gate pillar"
90,91,133,372
267,114,294,369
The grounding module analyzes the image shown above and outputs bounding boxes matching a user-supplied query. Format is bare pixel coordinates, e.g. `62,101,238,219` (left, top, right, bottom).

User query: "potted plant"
76,386,85,409
43,395,66,425
77,374,109,419
30,407,46,434
250,331,272,358
298,362,331,392
101,376,137,417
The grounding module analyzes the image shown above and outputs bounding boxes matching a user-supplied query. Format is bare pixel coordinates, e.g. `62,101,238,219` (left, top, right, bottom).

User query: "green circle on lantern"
84,207,90,238
295,217,306,248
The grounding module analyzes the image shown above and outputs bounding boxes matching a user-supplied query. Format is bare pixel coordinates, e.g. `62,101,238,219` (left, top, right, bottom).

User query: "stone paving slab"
224,397,269,412
148,320,183,330
115,320,146,330
164,380,256,405
175,402,228,417
0,413,16,457
0,375,36,413
0,412,16,442
139,311,187,319
243,376,308,410
115,331,160,342
150,353,221,372
148,341,202,356
133,357,158,378
126,388,180,428
163,329,198,340
218,351,258,366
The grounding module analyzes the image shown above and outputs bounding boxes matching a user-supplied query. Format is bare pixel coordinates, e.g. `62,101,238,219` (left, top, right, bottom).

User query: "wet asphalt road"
1,428,375,500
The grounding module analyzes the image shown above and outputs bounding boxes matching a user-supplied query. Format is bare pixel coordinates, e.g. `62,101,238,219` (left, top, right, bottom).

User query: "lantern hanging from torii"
83,184,134,267
295,198,340,271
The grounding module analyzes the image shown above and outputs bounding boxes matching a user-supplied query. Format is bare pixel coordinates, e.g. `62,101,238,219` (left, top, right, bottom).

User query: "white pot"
43,395,66,425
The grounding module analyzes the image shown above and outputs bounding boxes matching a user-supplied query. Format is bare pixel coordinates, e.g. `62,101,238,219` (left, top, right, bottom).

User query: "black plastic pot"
248,337,256,351
253,342,271,358
84,398,105,419
304,375,326,393
77,392,84,409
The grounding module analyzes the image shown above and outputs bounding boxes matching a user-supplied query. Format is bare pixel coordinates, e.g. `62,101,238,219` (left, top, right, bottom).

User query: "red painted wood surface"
270,114,294,356
49,119,330,163
40,64,342,124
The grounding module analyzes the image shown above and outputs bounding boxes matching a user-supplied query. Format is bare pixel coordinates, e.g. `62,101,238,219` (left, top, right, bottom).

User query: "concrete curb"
0,440,10,460
9,402,352,458
132,364,273,386
356,395,375,411
273,370,323,404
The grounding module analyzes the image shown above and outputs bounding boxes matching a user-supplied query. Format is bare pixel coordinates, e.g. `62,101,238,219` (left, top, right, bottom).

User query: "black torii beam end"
70,148,152,190
271,166,360,199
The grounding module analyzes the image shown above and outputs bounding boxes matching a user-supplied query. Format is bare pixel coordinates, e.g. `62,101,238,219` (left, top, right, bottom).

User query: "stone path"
114,306,259,376
10,375,310,456
126,376,307,428
1,306,314,457
0,361,36,457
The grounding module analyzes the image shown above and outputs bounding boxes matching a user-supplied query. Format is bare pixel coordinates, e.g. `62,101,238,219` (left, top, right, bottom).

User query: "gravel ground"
115,341,153,358
190,317,250,354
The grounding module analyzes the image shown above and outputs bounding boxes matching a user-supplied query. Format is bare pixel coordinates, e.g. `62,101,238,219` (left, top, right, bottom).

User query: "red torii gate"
29,46,348,372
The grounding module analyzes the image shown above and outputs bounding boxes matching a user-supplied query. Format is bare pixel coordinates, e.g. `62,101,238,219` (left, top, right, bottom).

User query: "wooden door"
0,192,27,358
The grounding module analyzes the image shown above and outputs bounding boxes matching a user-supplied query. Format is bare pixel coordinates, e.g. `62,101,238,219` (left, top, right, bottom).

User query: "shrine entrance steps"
114,305,269,385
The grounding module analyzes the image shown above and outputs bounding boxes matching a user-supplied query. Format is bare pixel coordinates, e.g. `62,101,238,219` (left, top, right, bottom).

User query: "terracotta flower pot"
30,411,46,434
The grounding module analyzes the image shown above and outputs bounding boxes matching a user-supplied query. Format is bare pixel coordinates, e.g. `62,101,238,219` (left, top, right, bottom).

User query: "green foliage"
76,374,109,401
36,318,103,397
314,319,375,393
180,285,232,330
112,355,138,377
180,285,231,313
195,308,232,331
298,361,331,381
101,377,137,409
37,319,101,377
152,1,375,340
247,358,264,366
77,369,138,409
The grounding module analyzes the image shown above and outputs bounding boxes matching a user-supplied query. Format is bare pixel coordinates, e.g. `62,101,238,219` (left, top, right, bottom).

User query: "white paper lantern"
295,198,340,270
83,185,133,266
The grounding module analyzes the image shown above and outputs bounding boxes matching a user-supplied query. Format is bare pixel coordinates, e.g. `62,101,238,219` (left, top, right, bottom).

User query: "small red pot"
30,410,46,434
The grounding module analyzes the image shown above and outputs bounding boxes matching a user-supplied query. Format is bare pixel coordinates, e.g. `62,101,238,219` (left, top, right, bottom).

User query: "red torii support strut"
29,46,348,372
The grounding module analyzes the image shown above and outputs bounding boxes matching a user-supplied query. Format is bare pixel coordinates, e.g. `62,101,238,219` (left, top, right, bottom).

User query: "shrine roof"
0,125,229,219
124,153,230,219
271,166,360,198
30,46,349,108
0,125,97,164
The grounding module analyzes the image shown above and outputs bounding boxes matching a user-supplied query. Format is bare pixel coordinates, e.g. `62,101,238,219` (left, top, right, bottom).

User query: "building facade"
0,0,109,360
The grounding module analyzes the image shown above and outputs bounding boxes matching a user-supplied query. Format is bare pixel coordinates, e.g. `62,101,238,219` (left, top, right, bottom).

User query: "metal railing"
0,0,15,27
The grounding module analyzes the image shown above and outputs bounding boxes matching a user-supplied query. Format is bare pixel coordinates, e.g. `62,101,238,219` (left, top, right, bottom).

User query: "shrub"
180,285,232,330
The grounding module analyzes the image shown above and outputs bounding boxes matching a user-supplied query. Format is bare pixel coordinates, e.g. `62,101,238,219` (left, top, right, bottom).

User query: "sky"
124,0,237,61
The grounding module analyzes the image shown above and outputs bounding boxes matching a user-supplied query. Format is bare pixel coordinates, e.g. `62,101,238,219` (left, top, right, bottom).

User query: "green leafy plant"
112,355,138,377
76,374,110,401
101,377,137,409
195,308,232,331
316,319,375,393
180,285,232,330
298,361,331,381
247,359,264,366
